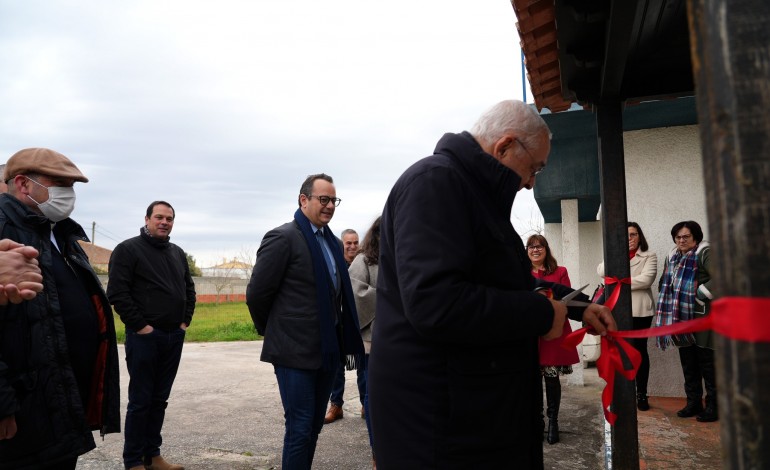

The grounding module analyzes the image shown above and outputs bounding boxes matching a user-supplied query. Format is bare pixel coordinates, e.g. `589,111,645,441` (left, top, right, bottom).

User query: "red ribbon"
563,291,770,425
563,325,640,425
602,276,631,310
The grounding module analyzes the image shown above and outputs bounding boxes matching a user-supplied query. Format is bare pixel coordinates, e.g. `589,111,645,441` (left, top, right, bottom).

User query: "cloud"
0,0,542,266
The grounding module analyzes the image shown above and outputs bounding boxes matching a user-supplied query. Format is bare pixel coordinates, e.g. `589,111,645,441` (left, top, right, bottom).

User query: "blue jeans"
329,361,366,406
274,365,336,470
123,328,185,469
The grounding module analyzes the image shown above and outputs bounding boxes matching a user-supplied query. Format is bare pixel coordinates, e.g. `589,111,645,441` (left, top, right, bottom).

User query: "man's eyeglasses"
675,234,692,241
308,195,342,207
527,245,544,251
516,138,546,177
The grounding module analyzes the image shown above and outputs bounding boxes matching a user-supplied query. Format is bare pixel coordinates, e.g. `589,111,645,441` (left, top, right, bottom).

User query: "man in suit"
246,173,364,470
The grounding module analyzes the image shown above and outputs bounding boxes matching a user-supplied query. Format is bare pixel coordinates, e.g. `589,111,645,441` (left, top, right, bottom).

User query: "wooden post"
687,0,770,468
595,100,639,470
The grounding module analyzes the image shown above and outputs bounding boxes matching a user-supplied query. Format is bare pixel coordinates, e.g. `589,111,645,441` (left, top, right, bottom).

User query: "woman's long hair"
526,234,558,275
360,216,382,266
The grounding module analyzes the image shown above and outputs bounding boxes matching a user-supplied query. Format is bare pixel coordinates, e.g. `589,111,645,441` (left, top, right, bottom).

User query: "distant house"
77,240,112,273
201,258,252,280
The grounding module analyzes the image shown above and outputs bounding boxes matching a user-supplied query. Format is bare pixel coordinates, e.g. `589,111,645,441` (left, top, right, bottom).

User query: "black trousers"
38,456,78,470
678,344,717,405
630,316,653,396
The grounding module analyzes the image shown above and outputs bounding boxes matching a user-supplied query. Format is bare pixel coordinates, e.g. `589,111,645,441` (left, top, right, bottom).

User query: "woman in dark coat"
655,220,716,422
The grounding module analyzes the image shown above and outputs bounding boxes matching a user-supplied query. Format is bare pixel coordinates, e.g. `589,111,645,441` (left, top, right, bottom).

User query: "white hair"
469,100,551,150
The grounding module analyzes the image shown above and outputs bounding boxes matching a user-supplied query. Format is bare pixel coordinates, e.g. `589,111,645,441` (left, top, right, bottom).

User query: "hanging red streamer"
562,287,770,425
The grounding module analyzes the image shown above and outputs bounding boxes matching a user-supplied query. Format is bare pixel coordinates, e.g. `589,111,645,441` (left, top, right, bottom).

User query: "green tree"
187,253,202,277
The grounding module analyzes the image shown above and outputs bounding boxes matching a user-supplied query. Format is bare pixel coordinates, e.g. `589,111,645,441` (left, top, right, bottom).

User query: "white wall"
624,124,706,396
545,220,603,298
547,124,707,397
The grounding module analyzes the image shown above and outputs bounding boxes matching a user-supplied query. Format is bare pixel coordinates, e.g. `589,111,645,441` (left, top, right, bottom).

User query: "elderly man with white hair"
369,100,617,469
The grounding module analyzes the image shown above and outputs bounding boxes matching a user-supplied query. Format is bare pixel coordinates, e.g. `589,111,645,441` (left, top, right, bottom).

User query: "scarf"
140,225,170,249
294,208,365,371
655,246,698,350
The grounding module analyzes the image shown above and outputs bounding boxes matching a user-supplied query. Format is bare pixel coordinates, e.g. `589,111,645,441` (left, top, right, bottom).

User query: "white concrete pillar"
561,199,584,386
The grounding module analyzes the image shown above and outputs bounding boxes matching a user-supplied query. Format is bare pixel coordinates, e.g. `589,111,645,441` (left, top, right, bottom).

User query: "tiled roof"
510,0,693,113
510,0,574,112
77,240,112,265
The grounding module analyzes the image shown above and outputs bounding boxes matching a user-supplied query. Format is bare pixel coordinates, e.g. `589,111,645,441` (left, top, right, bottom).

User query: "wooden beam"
595,100,639,470
599,0,640,98
687,0,770,467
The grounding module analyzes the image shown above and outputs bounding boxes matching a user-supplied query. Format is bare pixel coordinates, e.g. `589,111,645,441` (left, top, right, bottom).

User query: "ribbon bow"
563,276,635,424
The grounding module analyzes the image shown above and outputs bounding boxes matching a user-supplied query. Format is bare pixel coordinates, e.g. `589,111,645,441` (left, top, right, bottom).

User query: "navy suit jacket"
247,220,340,369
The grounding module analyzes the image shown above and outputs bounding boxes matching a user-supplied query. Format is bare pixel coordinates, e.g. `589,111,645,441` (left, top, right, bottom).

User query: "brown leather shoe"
145,455,184,470
129,467,145,470
324,403,343,424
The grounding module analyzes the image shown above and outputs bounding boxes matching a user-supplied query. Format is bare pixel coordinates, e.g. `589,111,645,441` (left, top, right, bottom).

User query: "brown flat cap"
4,148,89,183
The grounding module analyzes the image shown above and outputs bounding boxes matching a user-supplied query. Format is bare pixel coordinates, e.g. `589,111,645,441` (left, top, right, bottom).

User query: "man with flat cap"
0,148,120,470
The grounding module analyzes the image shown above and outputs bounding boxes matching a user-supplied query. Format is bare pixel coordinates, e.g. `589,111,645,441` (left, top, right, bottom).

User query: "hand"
581,303,617,336
542,298,568,340
137,325,154,334
0,240,44,306
179,323,188,330
0,415,17,440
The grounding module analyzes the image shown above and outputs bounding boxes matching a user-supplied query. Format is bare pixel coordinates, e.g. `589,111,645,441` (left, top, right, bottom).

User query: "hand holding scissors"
563,284,617,336
538,284,617,337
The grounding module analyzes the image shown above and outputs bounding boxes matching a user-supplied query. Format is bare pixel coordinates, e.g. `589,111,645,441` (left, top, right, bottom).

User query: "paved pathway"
75,341,719,469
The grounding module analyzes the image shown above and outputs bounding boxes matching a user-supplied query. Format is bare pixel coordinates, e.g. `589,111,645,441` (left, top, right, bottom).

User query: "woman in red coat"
526,234,580,445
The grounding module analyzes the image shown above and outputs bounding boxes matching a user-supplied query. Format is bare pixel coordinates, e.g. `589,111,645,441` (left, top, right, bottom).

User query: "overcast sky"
0,0,543,267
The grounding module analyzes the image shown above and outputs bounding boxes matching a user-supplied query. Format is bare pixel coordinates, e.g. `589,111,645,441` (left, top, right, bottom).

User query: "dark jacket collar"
0,193,49,227
0,193,87,239
433,131,522,216
140,225,171,249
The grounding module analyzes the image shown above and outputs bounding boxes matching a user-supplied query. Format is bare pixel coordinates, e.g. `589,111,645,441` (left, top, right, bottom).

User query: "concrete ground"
76,341,720,469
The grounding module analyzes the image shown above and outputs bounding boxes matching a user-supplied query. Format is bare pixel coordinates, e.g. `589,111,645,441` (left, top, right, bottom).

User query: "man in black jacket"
0,148,121,470
369,100,616,469
107,201,196,470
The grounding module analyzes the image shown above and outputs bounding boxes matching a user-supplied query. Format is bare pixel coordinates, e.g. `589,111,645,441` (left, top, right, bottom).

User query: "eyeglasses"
308,195,342,207
628,233,639,238
526,245,544,251
675,234,692,241
516,138,546,177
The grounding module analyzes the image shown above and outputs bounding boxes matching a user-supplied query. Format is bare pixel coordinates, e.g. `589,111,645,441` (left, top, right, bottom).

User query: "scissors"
559,284,593,307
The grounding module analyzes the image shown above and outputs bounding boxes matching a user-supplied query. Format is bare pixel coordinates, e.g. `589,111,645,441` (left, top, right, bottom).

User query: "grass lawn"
113,301,261,343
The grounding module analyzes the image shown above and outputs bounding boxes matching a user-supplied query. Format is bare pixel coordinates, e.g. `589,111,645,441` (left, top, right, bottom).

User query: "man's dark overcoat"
369,131,588,469
0,195,120,470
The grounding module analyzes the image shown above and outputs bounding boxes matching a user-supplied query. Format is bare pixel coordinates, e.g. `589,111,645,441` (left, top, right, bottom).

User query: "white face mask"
26,177,77,222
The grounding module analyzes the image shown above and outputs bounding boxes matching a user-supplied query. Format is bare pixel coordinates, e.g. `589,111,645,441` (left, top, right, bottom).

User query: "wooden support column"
688,0,770,468
595,100,639,470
